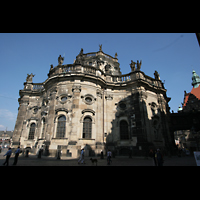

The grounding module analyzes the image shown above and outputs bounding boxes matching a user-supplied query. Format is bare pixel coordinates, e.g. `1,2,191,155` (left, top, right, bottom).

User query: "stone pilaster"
12,97,29,147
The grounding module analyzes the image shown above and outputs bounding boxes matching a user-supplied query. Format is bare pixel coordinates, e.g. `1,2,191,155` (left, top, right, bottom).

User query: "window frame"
56,115,66,139
28,123,36,140
120,120,129,140
82,117,92,139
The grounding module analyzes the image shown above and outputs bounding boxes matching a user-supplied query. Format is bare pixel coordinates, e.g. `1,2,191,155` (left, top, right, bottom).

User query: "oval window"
85,97,92,103
119,103,126,109
34,108,38,113
61,96,67,102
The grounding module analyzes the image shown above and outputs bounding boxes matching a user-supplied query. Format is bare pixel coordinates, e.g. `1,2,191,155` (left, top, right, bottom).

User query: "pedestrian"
154,150,157,166
38,148,42,158
149,149,157,166
100,150,104,159
13,146,21,165
107,149,112,165
57,149,61,160
25,148,29,157
78,148,85,164
3,147,12,166
156,149,163,166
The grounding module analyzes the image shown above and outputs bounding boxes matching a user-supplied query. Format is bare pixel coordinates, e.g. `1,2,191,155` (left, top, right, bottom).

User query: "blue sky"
0,33,199,131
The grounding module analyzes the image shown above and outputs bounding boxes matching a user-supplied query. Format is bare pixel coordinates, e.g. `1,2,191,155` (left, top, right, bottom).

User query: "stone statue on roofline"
136,60,142,71
130,60,136,72
58,55,64,65
79,48,83,56
26,73,35,83
99,44,102,51
154,70,160,80
50,64,53,70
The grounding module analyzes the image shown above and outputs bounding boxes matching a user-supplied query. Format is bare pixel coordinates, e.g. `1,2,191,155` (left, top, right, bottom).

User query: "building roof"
183,86,200,107
0,131,13,138
183,93,190,107
190,85,200,100
183,70,200,108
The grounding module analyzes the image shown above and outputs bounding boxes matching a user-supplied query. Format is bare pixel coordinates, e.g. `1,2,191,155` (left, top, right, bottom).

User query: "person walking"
107,149,112,165
78,148,85,164
156,149,163,166
38,148,43,159
149,149,157,166
3,147,12,166
13,146,21,165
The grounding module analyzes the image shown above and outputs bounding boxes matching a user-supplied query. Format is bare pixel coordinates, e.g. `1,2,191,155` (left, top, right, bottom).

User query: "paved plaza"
0,149,197,166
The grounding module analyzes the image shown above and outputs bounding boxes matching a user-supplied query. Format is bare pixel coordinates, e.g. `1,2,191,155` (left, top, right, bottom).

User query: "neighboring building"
0,131,13,147
182,70,200,112
12,46,174,157
171,70,200,152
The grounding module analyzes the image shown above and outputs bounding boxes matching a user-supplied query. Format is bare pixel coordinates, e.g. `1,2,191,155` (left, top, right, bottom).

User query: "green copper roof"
192,70,200,88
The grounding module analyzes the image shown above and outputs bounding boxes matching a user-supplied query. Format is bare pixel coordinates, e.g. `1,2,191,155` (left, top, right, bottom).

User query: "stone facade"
12,46,174,157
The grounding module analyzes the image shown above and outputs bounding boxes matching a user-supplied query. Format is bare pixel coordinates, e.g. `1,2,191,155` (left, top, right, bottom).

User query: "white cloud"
0,125,6,130
0,109,17,121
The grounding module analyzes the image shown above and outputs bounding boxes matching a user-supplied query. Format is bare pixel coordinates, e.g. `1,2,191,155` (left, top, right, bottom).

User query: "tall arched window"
83,117,92,139
56,115,66,138
28,123,36,140
120,120,129,140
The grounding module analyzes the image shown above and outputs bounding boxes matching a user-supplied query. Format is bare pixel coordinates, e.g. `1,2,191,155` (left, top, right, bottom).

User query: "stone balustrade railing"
30,64,164,92
33,84,44,91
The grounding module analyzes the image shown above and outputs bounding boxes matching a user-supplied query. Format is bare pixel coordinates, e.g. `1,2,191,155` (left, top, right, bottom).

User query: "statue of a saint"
58,55,64,65
130,60,136,72
154,70,160,80
50,64,53,70
99,44,102,51
79,48,83,55
136,60,142,70
115,52,118,58
26,73,35,82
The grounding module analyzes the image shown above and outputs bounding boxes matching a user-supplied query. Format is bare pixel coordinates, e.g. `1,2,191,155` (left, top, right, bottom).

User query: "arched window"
83,117,92,139
56,115,66,138
120,120,129,140
28,123,36,140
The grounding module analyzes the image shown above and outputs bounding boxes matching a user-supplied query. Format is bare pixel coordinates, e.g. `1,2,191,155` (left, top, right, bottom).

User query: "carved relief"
96,89,102,98
72,85,81,93
105,94,113,100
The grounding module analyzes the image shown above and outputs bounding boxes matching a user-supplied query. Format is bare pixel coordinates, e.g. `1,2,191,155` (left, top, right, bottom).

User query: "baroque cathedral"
12,45,174,157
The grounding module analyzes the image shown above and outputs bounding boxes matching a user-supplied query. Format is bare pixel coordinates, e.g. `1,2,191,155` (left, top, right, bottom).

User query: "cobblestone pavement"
0,149,197,166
